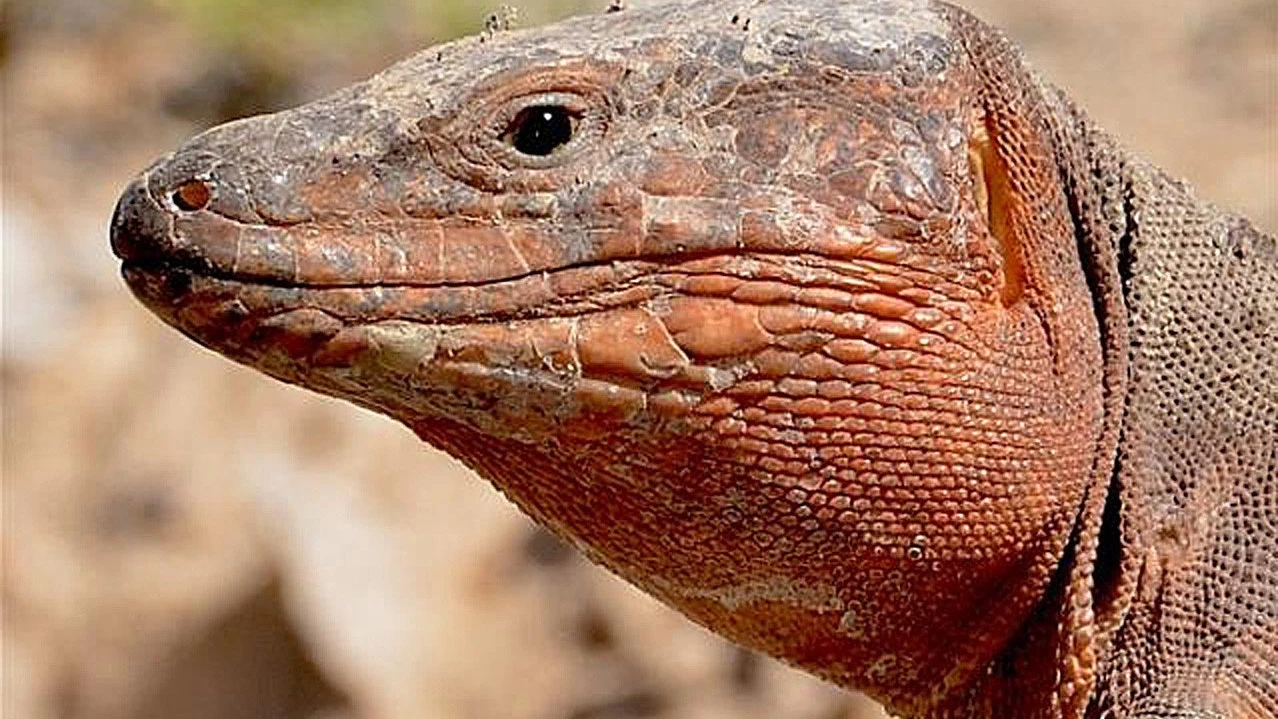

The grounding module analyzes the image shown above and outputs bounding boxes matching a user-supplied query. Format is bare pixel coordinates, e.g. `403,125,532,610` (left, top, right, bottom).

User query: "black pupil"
511,105,573,156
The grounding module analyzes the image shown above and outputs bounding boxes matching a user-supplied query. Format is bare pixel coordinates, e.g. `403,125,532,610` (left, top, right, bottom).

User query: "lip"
116,247,673,337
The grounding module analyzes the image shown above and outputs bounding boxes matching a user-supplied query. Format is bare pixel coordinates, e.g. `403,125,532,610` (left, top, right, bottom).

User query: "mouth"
107,165,645,327
115,246,716,437
117,243,686,336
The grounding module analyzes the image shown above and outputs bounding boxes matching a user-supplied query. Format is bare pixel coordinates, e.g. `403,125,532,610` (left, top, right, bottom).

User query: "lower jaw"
118,261,703,431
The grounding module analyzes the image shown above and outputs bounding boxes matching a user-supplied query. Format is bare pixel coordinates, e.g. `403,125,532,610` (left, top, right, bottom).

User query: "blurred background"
2,1,1273,718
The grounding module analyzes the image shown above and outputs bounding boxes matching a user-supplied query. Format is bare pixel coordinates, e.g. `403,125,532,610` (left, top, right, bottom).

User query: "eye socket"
171,180,212,212
430,66,616,189
505,104,579,156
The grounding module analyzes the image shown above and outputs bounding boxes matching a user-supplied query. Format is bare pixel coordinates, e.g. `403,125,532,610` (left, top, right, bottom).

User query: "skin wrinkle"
231,223,244,276
717,436,1067,471
502,224,533,274
268,113,290,173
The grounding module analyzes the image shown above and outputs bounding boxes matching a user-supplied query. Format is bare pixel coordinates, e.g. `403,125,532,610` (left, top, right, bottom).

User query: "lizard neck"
1046,85,1278,715
1096,151,1278,715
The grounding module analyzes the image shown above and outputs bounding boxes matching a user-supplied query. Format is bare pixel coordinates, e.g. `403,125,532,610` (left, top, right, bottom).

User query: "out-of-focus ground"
2,0,1273,718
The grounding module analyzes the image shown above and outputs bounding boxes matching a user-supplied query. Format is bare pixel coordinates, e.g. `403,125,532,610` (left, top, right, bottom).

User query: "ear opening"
968,118,1026,307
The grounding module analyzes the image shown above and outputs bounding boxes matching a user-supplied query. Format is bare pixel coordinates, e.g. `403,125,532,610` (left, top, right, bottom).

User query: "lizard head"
111,0,1109,712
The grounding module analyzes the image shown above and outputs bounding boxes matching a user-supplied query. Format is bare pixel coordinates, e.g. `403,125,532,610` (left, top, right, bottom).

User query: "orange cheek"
453,277,1099,705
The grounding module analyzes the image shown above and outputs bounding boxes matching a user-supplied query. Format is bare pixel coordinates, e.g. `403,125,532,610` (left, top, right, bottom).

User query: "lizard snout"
109,153,246,273
111,109,321,283
109,174,172,267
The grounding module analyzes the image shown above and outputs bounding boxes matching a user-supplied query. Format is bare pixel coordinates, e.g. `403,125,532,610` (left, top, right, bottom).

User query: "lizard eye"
428,66,615,189
505,105,579,156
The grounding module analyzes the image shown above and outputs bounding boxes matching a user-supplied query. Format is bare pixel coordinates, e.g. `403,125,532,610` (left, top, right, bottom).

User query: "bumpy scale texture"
109,1,1277,717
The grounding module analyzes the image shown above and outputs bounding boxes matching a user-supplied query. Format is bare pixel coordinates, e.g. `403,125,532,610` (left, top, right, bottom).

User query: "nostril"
171,180,212,212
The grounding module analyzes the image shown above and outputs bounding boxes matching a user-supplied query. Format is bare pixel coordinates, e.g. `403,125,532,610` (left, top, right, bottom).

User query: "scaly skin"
109,1,1277,717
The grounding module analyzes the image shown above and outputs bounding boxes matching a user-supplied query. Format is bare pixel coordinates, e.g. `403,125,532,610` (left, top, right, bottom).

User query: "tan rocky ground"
3,1,1273,718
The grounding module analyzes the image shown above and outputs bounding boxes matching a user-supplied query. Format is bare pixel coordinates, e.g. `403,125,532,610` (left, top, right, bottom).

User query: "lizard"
107,0,1277,716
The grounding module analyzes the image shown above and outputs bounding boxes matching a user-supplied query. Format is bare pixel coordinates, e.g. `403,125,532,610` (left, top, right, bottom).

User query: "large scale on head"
112,0,1123,715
